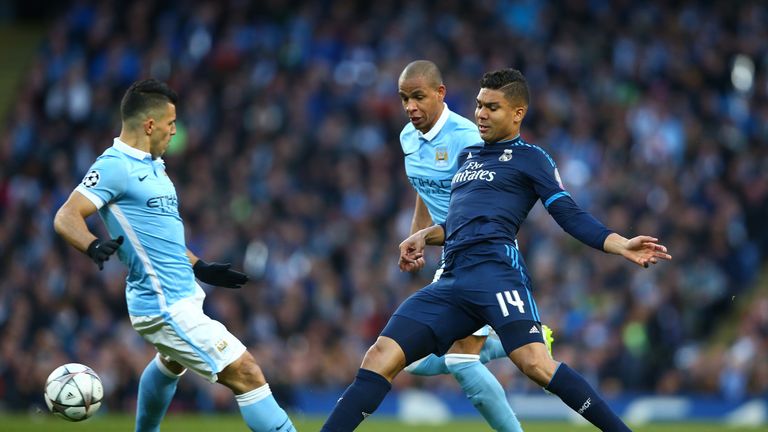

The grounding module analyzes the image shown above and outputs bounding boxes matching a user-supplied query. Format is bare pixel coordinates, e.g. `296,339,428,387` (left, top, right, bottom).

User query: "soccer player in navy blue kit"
321,69,672,431
397,60,523,431
54,79,295,432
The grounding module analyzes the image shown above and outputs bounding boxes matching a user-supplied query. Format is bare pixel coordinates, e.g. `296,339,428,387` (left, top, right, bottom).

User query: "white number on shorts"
496,290,525,317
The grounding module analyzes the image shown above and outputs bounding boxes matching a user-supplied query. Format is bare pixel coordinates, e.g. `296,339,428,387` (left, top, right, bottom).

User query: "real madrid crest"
499,149,513,162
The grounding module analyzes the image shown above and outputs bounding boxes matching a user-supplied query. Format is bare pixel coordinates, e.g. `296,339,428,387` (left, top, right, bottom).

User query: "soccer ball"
44,363,103,421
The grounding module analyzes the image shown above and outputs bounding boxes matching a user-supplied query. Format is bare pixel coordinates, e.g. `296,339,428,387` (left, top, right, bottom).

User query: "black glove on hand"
86,236,124,270
193,260,249,289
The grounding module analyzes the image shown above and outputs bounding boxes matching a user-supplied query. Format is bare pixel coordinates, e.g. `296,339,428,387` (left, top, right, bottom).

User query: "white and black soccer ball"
81,170,100,188
44,363,103,422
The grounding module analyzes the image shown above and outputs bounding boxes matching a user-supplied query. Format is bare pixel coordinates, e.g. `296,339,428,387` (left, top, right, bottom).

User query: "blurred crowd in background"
1,0,768,414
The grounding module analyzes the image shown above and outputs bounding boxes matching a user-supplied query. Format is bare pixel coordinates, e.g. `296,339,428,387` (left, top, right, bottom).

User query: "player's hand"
399,233,426,272
193,260,249,289
622,235,672,268
86,236,124,270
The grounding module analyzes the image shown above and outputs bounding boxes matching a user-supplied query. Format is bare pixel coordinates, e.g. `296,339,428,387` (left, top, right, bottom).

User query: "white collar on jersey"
418,103,450,142
112,137,164,165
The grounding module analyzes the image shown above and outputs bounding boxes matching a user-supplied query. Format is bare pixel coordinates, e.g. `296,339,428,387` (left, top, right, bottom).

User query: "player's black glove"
86,236,124,270
193,260,248,289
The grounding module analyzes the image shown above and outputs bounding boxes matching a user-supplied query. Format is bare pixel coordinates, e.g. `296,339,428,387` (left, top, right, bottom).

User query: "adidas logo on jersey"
529,325,540,334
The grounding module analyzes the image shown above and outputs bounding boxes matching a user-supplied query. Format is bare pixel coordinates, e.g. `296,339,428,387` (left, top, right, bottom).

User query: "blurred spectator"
1,0,767,412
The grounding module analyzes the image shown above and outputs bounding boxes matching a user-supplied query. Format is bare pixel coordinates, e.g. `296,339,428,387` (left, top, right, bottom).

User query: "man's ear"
143,118,155,135
515,105,528,122
437,84,446,101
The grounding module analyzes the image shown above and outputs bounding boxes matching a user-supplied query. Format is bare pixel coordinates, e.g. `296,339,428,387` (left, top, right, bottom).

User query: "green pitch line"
0,413,757,431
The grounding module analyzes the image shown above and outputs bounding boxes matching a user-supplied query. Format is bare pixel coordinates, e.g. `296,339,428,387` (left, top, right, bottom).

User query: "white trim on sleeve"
75,185,106,209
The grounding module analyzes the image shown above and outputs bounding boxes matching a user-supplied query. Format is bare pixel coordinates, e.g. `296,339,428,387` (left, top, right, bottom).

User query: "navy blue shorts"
382,242,544,360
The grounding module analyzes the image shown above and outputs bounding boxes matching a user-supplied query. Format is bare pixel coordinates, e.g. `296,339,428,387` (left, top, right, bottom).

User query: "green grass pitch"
0,414,752,432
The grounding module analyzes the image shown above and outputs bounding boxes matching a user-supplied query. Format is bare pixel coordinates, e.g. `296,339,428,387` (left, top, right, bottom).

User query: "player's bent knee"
159,354,186,375
361,336,406,381
510,343,557,386
218,351,267,394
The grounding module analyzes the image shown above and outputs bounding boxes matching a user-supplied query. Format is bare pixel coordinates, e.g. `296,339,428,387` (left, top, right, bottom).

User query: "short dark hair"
479,69,529,106
120,79,178,121
400,60,443,88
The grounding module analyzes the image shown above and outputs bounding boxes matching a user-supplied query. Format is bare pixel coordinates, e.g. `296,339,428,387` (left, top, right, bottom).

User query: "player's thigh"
459,269,544,354
383,284,482,363
130,298,247,383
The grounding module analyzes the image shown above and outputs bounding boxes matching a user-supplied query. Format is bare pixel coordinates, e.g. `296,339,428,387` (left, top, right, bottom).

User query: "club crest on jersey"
499,149,513,162
435,147,449,167
82,170,100,188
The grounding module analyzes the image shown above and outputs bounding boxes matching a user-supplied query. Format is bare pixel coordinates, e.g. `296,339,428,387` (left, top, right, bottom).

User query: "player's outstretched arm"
398,224,445,272
54,191,124,270
603,233,672,268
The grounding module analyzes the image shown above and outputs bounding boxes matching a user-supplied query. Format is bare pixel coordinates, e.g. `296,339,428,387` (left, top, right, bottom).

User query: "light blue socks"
404,353,450,376
236,383,296,432
406,337,507,376
135,355,183,432
446,354,523,432
479,336,508,364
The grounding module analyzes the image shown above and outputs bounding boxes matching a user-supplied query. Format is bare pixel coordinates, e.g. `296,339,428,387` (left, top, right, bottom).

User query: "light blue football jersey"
76,138,194,316
401,104,482,224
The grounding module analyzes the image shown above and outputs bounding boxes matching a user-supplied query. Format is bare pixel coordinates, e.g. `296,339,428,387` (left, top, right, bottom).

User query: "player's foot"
542,324,554,358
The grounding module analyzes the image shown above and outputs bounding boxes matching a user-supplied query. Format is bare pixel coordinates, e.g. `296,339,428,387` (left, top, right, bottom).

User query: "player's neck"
490,130,521,144
118,128,151,154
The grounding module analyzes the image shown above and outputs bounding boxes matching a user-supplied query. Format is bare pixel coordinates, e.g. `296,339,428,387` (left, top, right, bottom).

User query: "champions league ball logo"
82,170,100,188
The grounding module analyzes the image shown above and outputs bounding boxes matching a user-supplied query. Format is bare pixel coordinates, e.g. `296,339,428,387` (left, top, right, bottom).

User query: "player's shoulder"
92,147,134,173
510,139,557,167
445,111,477,130
97,146,132,162
442,112,478,137
442,112,482,148
400,122,417,140
400,122,419,154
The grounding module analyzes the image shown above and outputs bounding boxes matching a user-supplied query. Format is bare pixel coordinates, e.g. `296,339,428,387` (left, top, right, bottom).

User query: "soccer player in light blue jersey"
395,60,523,432
54,79,295,432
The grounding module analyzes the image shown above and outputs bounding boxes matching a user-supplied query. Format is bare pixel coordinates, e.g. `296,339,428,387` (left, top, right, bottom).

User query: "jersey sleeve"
547,195,613,250
526,148,612,250
452,125,483,155
526,148,570,208
75,155,129,209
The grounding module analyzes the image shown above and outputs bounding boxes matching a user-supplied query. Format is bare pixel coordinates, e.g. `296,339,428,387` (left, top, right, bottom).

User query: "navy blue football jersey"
444,136,609,255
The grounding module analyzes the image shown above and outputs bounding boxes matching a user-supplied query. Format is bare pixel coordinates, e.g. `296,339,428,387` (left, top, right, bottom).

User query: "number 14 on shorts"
496,290,525,316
